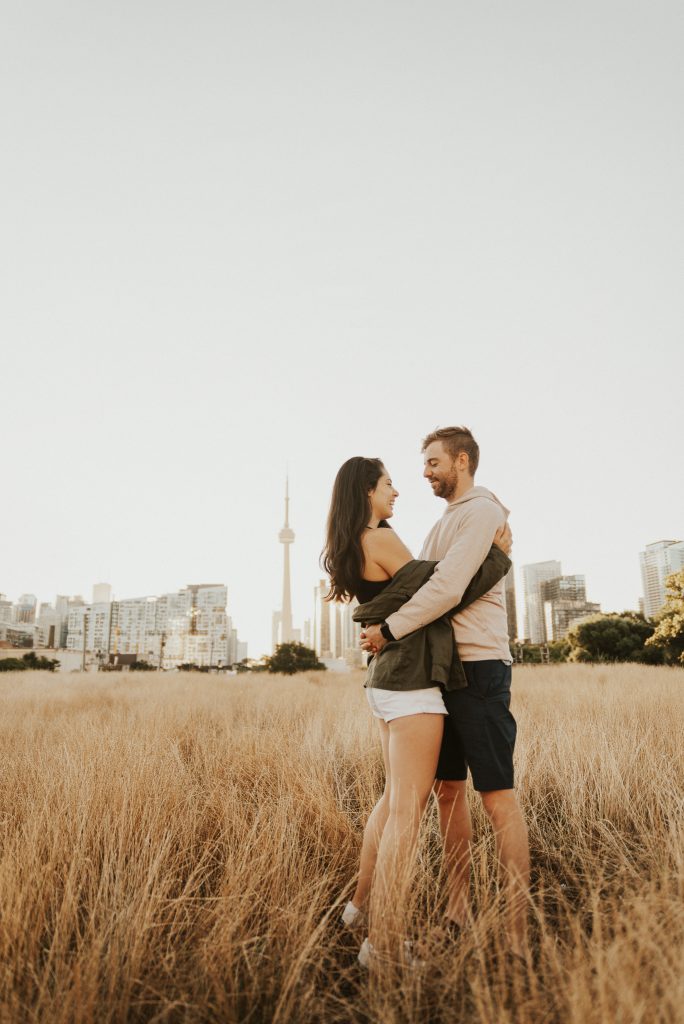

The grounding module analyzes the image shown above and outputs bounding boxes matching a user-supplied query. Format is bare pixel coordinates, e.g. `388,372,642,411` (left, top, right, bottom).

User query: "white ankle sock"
341,900,361,926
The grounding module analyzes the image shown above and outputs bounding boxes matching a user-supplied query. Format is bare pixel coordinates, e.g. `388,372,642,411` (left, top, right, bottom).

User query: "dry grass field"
0,664,682,1024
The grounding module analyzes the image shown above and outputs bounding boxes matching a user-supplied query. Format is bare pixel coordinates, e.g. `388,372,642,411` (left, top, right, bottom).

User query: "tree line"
520,569,684,665
0,652,60,672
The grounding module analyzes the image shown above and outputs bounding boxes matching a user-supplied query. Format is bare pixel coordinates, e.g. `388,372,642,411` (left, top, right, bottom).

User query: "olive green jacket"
352,547,511,692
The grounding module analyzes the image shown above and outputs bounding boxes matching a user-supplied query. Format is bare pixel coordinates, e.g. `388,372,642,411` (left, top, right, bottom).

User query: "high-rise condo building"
109,596,158,657
16,594,37,624
522,561,561,643
313,579,332,659
92,583,112,604
168,584,231,667
542,575,600,641
339,600,364,668
36,602,64,648
54,596,72,647
66,601,113,656
504,566,518,642
639,540,684,619
312,580,362,667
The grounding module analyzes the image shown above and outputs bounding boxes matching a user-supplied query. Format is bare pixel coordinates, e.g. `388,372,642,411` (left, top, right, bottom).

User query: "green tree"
567,613,664,664
0,653,59,672
516,644,542,664
0,658,23,672
646,569,684,665
235,658,268,673
513,642,570,664
548,640,571,663
266,643,326,675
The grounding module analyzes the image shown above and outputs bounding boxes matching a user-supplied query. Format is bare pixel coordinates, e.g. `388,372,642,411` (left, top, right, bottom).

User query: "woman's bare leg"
350,719,391,909
369,713,444,945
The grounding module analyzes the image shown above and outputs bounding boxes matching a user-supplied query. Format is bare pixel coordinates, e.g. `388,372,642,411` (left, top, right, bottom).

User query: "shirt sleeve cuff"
380,621,396,642
384,613,404,640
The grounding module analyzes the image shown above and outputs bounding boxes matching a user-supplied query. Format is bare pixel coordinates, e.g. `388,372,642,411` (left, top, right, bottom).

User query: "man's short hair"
421,426,480,474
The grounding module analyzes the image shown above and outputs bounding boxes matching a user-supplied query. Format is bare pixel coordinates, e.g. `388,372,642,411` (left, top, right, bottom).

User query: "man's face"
423,441,460,501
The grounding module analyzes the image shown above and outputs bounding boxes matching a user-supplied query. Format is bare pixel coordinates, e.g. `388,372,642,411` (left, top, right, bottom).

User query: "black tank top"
355,576,392,604
355,521,393,603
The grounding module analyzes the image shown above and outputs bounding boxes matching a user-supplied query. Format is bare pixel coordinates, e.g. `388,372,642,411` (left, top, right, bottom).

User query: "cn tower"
278,476,295,642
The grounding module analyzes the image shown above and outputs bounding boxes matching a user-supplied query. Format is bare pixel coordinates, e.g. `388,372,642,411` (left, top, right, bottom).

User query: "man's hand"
493,522,513,556
360,624,388,655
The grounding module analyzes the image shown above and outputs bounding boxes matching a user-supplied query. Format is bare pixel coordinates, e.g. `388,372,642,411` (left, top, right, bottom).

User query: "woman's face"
369,471,399,522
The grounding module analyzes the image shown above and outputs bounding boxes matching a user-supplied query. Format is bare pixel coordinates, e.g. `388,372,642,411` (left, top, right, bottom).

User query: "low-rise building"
0,621,38,647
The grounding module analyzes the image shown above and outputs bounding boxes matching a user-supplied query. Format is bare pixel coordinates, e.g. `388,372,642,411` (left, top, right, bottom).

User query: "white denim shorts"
365,685,448,723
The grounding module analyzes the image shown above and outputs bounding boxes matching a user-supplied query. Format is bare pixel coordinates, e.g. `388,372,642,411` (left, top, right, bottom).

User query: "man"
361,425,530,958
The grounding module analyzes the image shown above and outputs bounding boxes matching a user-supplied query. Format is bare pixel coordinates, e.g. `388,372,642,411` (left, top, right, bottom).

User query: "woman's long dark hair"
321,457,386,602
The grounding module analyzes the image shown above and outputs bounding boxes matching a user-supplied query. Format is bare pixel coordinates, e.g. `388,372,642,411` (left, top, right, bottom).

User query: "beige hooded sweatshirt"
385,485,512,662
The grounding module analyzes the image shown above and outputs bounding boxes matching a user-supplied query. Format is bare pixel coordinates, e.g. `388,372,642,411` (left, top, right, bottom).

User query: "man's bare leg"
480,788,530,956
433,779,472,927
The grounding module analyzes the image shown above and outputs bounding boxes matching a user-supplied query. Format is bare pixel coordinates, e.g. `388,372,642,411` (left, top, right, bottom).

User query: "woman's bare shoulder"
363,527,412,557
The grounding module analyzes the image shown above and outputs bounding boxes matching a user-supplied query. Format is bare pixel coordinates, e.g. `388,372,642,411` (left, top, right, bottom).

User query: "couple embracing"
322,426,530,967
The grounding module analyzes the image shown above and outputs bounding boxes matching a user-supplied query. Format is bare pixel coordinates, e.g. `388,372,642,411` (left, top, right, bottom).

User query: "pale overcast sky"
2,1,682,655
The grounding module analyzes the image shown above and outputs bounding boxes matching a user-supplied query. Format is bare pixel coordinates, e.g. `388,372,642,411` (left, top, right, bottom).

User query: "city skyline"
2,529,679,656
0,581,245,669
2,2,682,655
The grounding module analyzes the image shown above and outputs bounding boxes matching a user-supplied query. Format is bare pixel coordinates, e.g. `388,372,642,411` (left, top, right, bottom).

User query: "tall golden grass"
0,664,682,1023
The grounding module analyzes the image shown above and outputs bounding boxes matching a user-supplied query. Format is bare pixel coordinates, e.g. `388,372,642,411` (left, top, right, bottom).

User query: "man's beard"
432,474,458,501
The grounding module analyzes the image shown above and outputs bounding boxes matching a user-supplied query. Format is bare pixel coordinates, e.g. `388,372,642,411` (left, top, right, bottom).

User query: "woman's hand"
493,522,513,556
360,626,386,655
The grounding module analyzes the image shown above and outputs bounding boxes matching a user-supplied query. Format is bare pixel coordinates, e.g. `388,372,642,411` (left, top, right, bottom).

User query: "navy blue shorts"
436,660,516,792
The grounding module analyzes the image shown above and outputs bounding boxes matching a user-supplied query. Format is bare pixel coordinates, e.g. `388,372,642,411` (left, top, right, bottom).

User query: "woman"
322,457,510,966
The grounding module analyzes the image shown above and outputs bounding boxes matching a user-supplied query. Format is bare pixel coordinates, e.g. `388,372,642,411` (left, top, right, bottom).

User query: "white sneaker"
341,900,363,929
357,937,375,968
